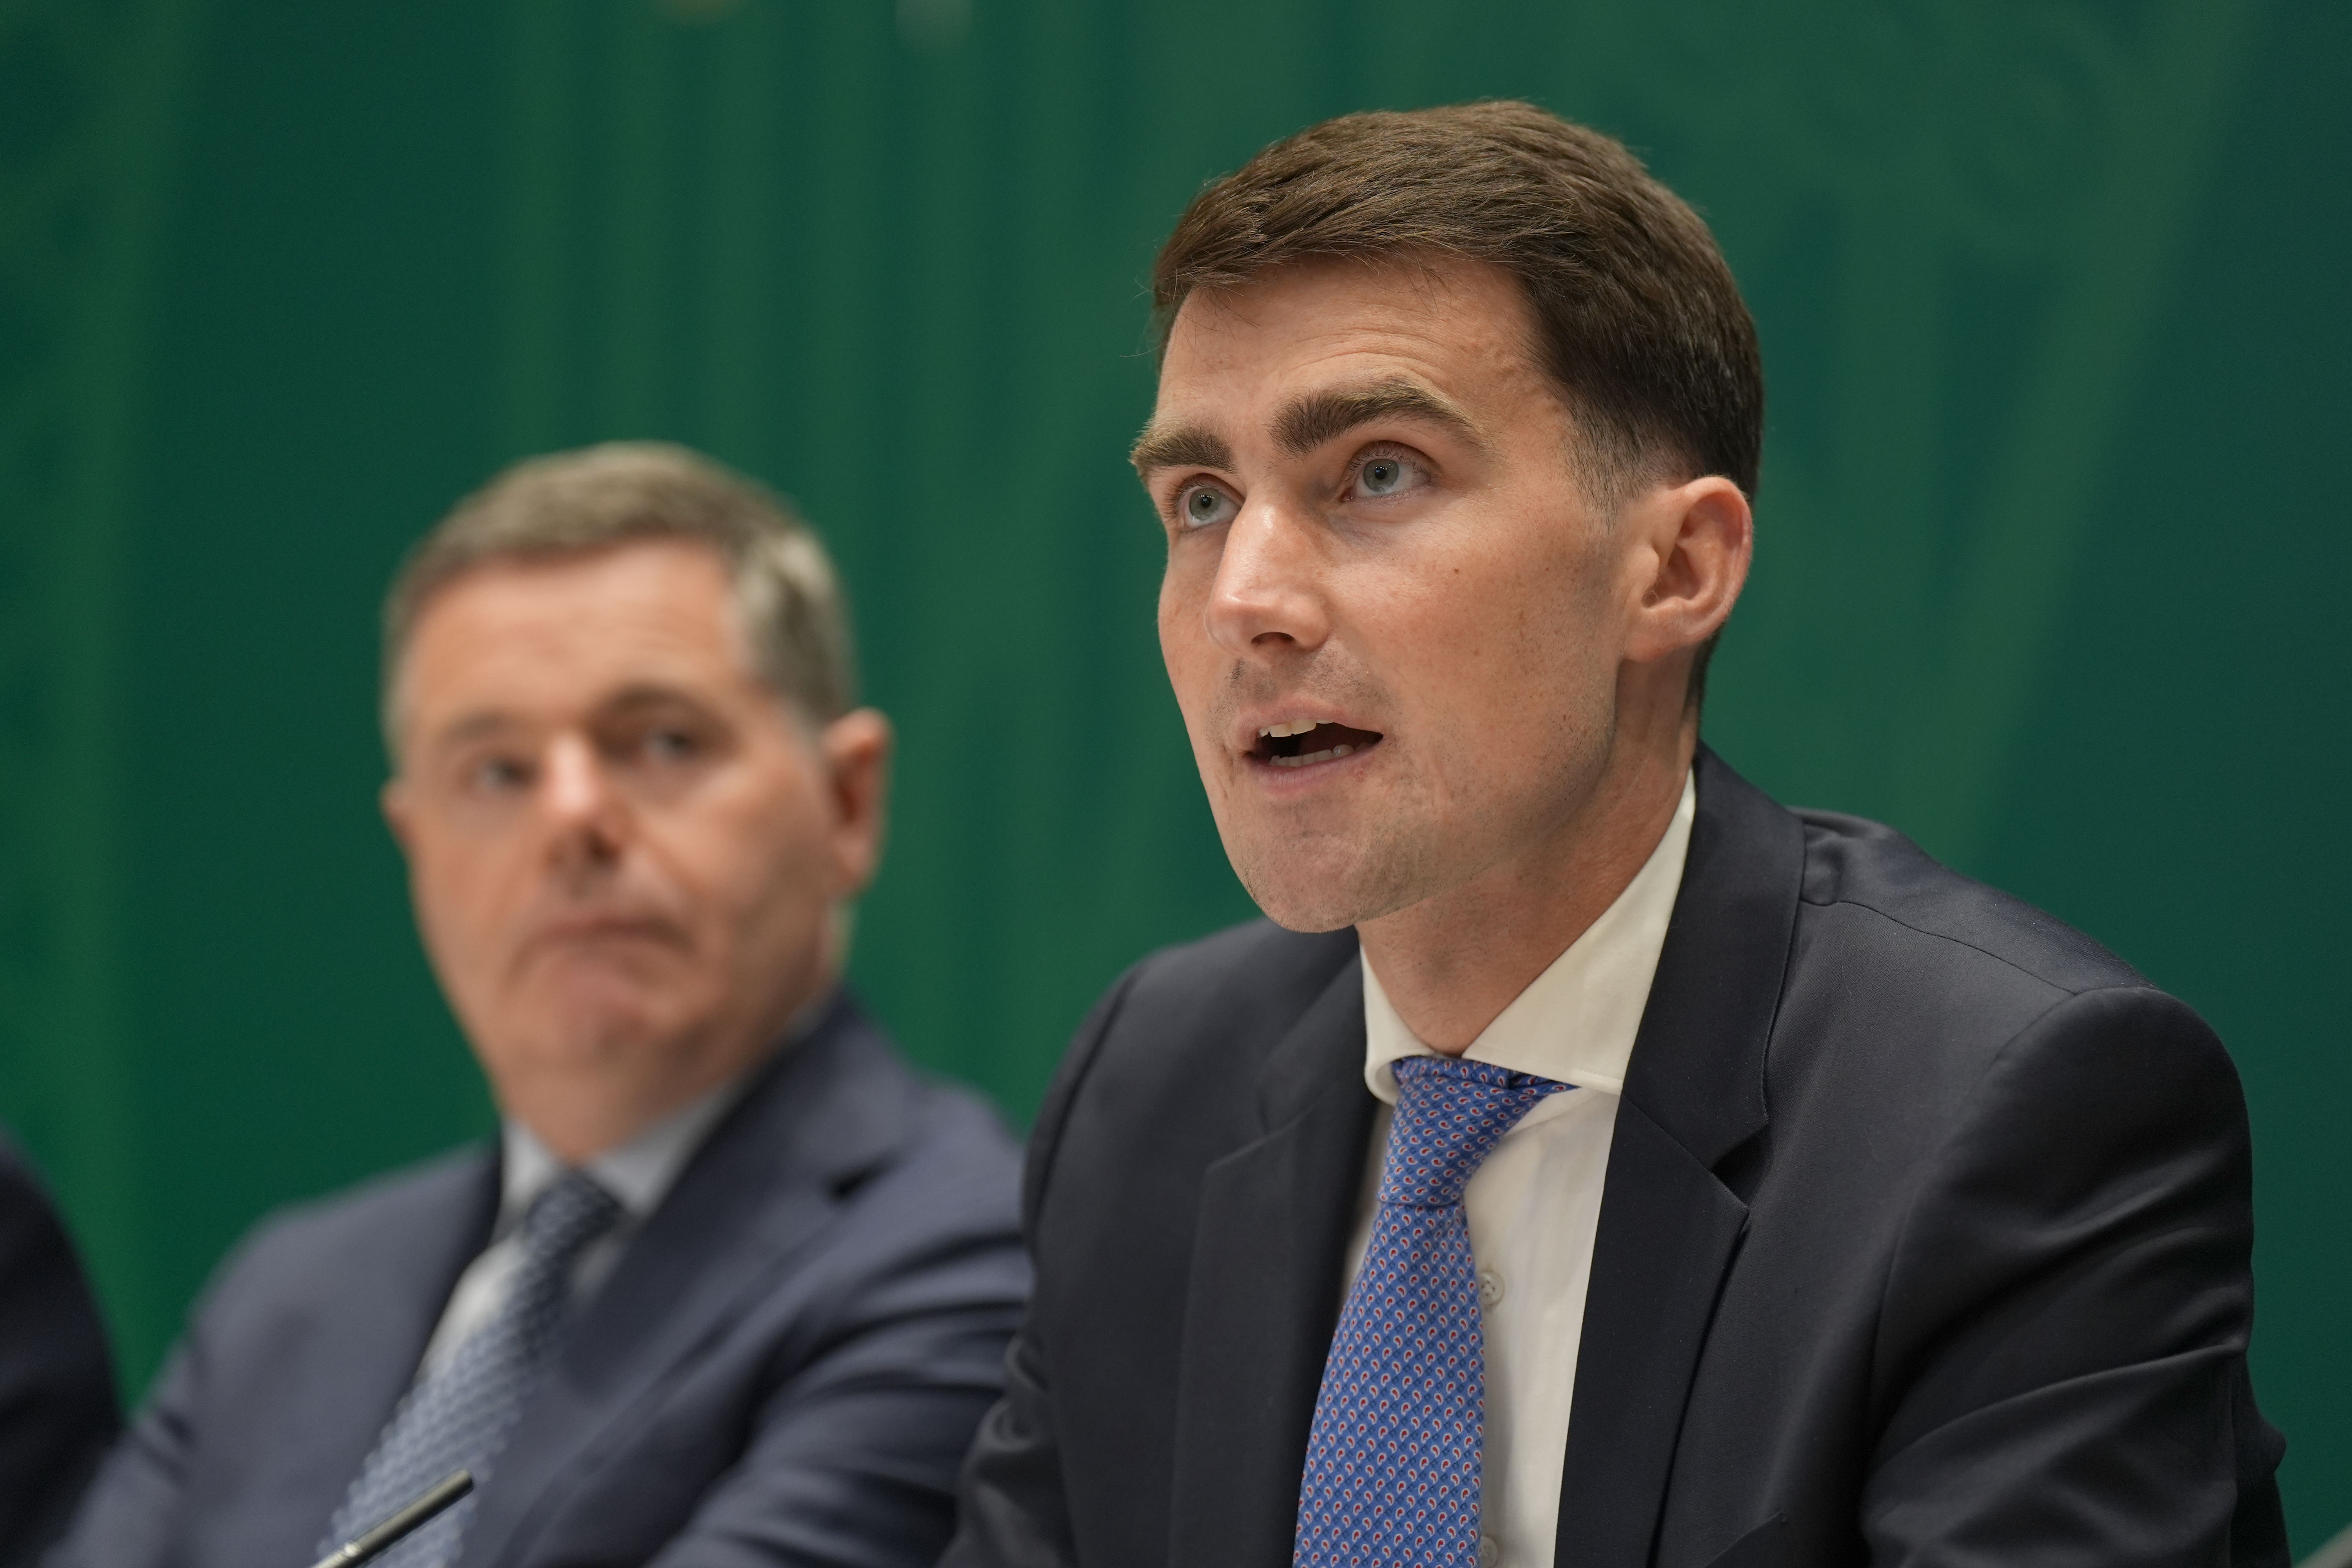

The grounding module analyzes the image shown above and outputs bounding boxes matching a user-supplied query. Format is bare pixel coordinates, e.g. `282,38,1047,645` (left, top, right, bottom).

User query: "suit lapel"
457,994,903,1568
1553,750,1804,1568
254,1151,496,1568
1168,953,1375,1568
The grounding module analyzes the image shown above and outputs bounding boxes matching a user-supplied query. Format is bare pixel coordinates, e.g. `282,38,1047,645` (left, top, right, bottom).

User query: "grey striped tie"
319,1169,623,1566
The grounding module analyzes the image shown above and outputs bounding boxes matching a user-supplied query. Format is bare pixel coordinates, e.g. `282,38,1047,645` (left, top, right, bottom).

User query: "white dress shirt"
1348,770,1695,1568
417,1071,745,1379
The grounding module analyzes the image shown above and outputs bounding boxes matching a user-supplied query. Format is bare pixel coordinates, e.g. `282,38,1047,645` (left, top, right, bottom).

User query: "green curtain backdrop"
4,0,2345,1549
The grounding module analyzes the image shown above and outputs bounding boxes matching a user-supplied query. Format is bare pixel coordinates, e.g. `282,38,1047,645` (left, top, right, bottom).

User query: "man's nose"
1203,496,1333,657
539,735,626,854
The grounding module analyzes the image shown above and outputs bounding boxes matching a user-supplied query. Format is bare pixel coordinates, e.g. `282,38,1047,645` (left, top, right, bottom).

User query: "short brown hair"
382,442,855,755
1153,100,1762,503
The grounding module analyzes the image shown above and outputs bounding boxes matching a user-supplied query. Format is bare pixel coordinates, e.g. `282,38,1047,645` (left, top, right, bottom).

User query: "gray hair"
381,442,856,758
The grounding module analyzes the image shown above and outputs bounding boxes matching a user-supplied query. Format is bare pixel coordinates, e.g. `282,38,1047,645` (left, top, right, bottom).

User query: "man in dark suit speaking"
948,103,2286,1567
53,443,1028,1568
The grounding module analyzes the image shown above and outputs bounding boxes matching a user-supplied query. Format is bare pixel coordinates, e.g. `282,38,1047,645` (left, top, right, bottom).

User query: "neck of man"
1357,697,1698,1056
496,1034,757,1167
492,957,833,1165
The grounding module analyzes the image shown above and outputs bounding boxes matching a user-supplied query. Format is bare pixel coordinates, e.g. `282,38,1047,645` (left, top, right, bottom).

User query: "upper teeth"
1260,720,1323,739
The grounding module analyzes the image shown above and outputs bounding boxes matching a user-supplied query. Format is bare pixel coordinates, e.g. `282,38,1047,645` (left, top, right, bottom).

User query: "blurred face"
383,541,889,1156
1140,257,1739,933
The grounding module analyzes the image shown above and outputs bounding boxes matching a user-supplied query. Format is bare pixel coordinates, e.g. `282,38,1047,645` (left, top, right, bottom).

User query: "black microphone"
305,1470,474,1568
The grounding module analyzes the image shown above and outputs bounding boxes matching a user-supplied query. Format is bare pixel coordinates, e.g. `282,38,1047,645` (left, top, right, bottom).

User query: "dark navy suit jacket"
54,992,1027,1568
0,1133,118,1568
949,750,2287,1568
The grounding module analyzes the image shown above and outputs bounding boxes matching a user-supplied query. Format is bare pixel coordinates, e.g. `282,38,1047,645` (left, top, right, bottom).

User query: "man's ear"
380,775,416,854
821,708,894,898
1624,475,1752,665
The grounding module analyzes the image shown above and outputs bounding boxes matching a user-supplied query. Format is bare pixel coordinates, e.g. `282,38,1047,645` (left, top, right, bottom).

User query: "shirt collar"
497,1073,743,1230
1361,769,1695,1103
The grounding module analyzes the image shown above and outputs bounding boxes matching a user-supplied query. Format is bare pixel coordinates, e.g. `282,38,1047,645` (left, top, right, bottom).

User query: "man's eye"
1177,484,1238,530
469,757,530,793
1355,454,1428,498
644,728,697,762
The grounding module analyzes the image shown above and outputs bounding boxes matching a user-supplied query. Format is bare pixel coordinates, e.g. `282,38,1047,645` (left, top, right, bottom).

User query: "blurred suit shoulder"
0,1134,118,1568
53,996,1028,1568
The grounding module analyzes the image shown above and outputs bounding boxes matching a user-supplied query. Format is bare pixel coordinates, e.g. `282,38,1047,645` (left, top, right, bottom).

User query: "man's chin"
530,1010,670,1068
1254,900,1361,936
1230,844,1430,936
510,979,681,1064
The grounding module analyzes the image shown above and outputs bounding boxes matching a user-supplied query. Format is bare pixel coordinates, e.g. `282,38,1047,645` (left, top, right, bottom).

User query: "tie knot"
516,1169,624,1271
1380,1056,1568,1209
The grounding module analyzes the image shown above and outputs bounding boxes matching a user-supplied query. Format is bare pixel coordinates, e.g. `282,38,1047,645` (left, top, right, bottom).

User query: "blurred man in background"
53,443,1027,1568
950,103,2284,1567
0,1132,115,1568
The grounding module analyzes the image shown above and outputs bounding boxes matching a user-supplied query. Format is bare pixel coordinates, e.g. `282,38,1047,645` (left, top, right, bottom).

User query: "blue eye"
1358,455,1422,497
1179,484,1238,530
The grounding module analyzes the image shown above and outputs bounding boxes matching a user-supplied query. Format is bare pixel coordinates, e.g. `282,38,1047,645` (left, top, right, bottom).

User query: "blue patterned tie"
319,1169,623,1566
1294,1056,1568,1568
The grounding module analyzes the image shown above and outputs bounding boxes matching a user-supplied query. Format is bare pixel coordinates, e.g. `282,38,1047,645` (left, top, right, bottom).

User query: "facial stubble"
1198,653,1448,934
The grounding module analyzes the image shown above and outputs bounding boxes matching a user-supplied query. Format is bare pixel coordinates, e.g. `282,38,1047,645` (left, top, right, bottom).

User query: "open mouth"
1251,719,1385,770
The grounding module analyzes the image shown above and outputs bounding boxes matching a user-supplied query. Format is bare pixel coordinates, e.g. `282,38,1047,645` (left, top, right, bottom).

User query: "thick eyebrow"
424,683,714,756
428,710,522,755
1272,378,1488,459
1129,378,1486,481
595,682,712,718
1129,423,1235,479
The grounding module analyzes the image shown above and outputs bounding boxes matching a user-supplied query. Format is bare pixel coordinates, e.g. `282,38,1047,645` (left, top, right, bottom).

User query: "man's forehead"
1161,306,1478,400
396,544,757,731
1141,260,1544,459
1163,255,1536,368
412,545,735,655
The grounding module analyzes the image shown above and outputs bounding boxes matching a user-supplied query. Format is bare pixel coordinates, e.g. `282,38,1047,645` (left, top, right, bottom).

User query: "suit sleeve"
0,1138,118,1568
44,1210,282,1568
939,966,1140,1568
1858,985,2288,1567
41,1343,199,1568
632,1203,1032,1568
